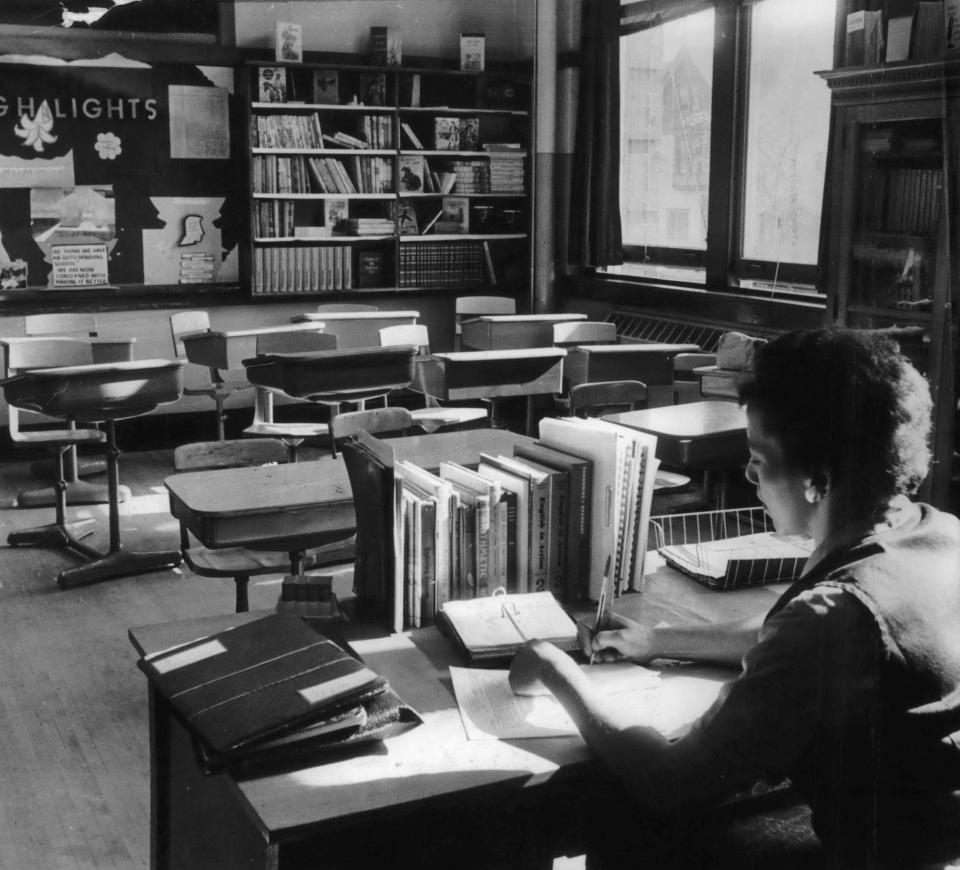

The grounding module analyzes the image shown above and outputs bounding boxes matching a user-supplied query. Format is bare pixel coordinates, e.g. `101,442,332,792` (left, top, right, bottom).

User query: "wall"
232,1,534,59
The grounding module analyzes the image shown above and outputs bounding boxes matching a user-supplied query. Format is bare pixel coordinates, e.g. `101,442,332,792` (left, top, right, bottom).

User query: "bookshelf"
240,59,532,299
818,60,959,507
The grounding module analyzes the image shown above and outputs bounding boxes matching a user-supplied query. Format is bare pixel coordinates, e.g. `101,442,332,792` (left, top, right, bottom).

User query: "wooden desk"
415,348,566,434
179,324,327,371
604,400,748,469
564,342,701,407
165,428,534,551
460,313,587,351
289,310,420,349
130,561,779,870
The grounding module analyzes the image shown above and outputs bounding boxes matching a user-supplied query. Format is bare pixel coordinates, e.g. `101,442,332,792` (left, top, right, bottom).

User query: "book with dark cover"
137,613,397,763
515,442,593,604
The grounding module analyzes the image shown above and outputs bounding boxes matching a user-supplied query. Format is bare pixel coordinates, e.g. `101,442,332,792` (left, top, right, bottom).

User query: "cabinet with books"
245,61,398,295
396,67,531,290
818,60,958,506
242,59,532,298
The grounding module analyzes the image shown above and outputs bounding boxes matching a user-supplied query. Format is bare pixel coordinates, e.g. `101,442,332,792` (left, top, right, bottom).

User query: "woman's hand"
580,611,658,664
509,639,564,696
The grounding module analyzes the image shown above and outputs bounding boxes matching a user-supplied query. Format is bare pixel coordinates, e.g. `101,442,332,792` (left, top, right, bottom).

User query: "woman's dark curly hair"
738,329,932,513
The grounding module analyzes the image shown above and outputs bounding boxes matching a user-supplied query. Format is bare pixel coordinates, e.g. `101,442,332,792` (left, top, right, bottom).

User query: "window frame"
614,0,830,297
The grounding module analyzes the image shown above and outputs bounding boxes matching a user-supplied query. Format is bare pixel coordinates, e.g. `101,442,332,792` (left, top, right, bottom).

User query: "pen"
589,554,613,666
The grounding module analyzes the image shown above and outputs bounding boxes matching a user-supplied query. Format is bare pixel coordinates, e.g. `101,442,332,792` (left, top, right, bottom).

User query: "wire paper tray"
649,507,814,591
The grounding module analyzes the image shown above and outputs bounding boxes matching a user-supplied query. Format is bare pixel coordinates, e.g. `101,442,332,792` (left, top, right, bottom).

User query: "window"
610,0,836,296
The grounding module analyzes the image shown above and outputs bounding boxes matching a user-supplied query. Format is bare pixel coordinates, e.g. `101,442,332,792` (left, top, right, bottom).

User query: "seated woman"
510,328,960,869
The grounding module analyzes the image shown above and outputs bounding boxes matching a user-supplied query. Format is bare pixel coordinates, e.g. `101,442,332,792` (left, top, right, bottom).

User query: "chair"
673,352,717,403
173,438,355,612
552,321,618,348
169,310,253,441
378,323,489,433
3,337,106,553
18,313,115,504
569,380,649,417
242,331,339,459
454,295,516,350
329,406,413,457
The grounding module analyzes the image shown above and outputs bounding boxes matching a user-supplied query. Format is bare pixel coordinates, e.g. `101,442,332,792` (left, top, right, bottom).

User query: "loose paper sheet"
451,663,666,741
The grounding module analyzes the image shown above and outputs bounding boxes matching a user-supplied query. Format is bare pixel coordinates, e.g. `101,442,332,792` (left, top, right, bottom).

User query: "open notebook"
439,590,579,661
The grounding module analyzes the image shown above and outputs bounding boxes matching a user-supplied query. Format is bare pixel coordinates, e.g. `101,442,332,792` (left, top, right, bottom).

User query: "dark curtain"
568,0,623,268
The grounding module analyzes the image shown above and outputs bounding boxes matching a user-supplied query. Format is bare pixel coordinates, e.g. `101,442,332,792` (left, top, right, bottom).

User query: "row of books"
253,113,324,149
255,199,296,238
307,156,394,194
389,419,660,630
251,244,354,295
862,166,942,235
845,3,952,67
397,240,487,287
252,112,394,151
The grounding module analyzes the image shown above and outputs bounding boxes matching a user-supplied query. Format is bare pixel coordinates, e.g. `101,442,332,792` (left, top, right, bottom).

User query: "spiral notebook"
439,590,579,661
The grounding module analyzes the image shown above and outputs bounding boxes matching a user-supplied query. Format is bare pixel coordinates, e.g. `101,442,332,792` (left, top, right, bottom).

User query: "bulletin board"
0,57,242,292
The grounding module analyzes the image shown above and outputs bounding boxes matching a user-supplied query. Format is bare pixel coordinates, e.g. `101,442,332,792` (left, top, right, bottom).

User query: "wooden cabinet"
819,60,958,507
240,59,531,301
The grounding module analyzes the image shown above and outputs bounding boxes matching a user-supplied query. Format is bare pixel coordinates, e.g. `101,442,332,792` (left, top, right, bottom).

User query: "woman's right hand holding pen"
579,611,659,664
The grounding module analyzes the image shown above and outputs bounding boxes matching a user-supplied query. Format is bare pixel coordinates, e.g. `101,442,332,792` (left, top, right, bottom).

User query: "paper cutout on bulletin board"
0,148,76,188
30,185,117,286
168,85,229,160
141,196,234,285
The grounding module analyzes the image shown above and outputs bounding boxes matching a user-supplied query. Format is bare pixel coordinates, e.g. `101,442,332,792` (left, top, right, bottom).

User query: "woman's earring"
804,486,820,504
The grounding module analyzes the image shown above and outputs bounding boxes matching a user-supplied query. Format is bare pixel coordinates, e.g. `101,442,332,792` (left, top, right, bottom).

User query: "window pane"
742,0,835,266
620,10,715,259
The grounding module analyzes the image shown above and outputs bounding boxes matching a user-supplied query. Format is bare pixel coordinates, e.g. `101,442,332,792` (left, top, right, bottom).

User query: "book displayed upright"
275,21,303,62
312,69,340,104
845,10,883,66
460,32,486,71
258,66,287,103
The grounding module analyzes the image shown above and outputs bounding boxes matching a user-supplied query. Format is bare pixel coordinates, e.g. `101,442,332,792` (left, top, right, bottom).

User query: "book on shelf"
434,117,461,150
948,0,960,52
358,72,387,107
458,117,480,151
441,195,470,233
514,441,593,605
439,591,578,662
845,10,882,66
368,25,389,64
398,154,426,192
459,32,485,71
400,72,421,108
275,21,303,62
401,121,424,150
913,2,946,59
136,612,420,771
886,15,913,62
657,531,814,591
258,66,287,103
356,249,385,287
394,200,420,235
325,198,349,232
312,69,339,104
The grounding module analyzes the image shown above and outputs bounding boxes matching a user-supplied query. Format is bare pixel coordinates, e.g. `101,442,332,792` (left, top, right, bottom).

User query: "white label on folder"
847,10,865,32
298,670,373,705
151,639,226,674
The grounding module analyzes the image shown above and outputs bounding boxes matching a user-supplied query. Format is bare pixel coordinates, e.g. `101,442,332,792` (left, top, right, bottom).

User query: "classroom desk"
564,342,701,407
604,401,748,508
289,310,420,348
129,559,787,870
604,400,748,469
460,313,587,351
165,428,535,552
178,324,327,371
415,347,566,434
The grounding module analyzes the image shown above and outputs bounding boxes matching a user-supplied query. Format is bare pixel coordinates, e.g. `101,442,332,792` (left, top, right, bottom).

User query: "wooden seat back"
255,331,337,356
552,321,618,347
169,310,211,360
24,313,98,337
330,407,413,448
174,438,289,472
313,303,378,312
379,323,430,355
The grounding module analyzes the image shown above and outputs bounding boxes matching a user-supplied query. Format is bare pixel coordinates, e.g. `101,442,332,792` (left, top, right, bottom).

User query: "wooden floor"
0,447,302,870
